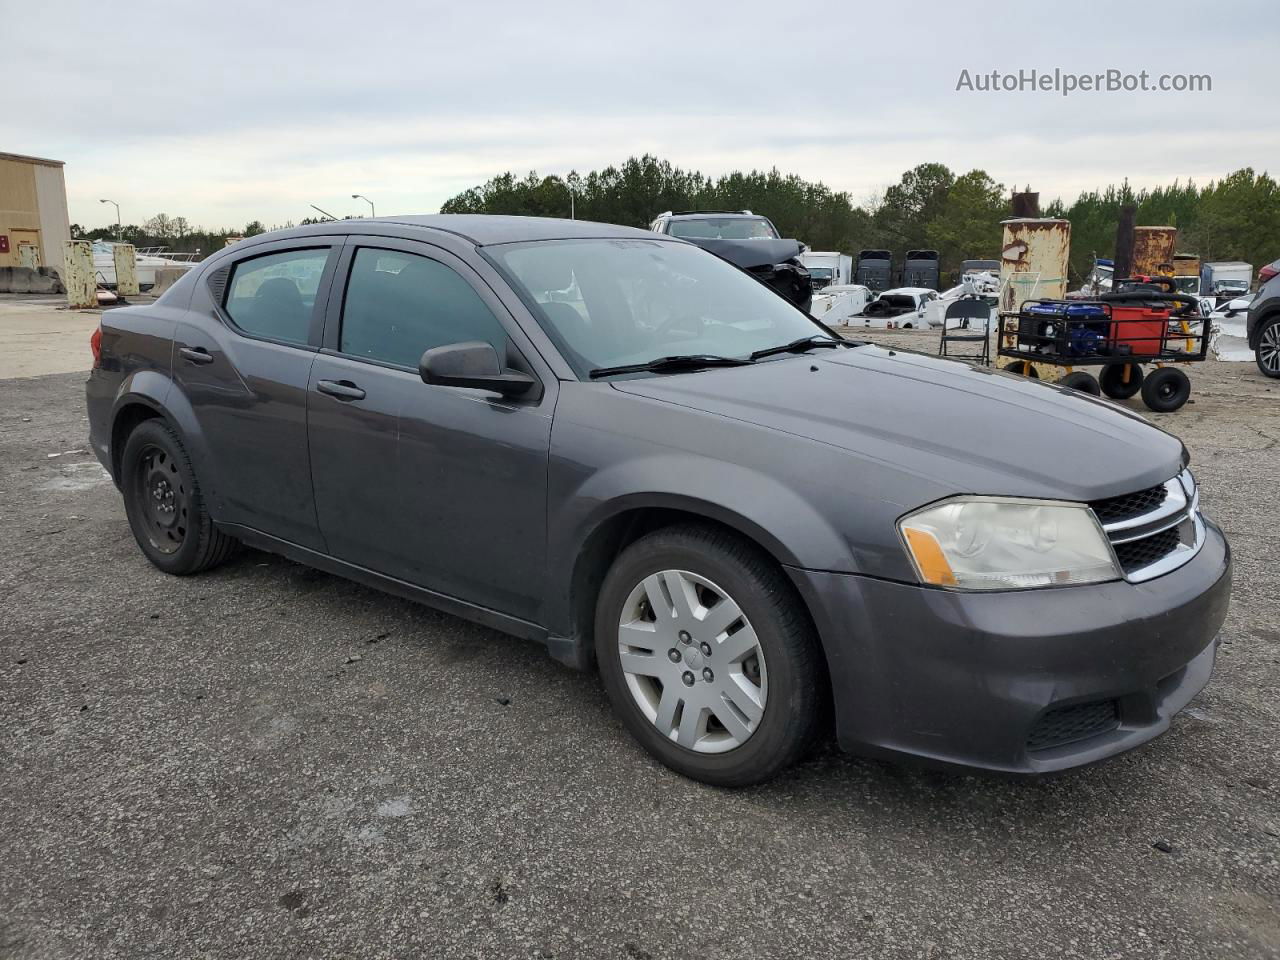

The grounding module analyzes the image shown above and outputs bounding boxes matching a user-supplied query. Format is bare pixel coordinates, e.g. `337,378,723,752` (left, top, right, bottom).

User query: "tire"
1058,371,1101,396
1140,367,1192,413
594,524,823,787
1100,362,1144,399
1002,360,1039,378
1257,317,1280,379
120,418,237,575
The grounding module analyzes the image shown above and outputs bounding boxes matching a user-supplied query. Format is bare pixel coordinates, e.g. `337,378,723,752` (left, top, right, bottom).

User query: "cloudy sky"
7,0,1275,230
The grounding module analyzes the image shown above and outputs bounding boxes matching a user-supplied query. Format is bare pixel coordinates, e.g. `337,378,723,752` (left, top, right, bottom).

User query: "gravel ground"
1,359,1278,960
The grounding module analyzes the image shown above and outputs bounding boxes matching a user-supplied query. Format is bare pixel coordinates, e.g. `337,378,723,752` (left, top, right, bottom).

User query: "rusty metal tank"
63,240,95,309
113,243,139,296
998,218,1071,314
1133,226,1178,276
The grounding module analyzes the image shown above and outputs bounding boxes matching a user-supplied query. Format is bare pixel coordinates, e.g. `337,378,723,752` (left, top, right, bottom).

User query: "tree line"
72,158,1277,285
441,155,1278,284
69,215,272,257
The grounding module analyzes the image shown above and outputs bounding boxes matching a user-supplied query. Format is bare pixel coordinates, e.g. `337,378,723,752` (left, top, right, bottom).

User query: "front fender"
564,453,846,571
543,446,856,648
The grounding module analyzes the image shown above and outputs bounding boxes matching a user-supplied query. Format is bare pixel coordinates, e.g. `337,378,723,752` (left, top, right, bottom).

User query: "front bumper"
788,518,1231,775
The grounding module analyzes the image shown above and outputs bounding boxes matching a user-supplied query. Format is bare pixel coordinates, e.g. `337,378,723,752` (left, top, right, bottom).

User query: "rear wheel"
1100,362,1144,399
1257,317,1280,379
1140,367,1191,412
1058,371,1101,396
1002,359,1039,378
595,524,822,787
121,419,237,575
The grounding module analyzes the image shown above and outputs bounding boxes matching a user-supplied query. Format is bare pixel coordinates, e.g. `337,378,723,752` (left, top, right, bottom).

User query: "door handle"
316,379,366,401
179,346,214,365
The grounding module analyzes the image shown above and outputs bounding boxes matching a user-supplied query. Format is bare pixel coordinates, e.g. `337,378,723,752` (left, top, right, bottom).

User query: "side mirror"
419,341,536,397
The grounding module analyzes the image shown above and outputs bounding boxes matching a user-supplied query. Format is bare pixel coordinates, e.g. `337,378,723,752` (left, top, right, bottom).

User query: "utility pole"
1010,189,1040,219
1113,203,1137,282
99,198,121,240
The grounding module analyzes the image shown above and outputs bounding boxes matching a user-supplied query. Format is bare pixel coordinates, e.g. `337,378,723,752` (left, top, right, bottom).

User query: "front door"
307,240,553,622
174,242,339,550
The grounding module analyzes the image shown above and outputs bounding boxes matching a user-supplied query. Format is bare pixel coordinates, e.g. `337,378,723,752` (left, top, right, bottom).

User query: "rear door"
308,238,554,622
174,240,341,550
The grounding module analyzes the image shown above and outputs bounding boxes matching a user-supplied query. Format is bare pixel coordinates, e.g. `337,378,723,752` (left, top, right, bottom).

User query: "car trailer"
997,277,1208,412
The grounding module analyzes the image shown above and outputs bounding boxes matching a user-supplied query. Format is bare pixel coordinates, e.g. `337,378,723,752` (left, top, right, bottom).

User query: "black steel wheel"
1099,363,1144,399
1002,359,1039,378
132,442,188,555
1058,371,1101,396
1140,367,1192,413
121,419,237,575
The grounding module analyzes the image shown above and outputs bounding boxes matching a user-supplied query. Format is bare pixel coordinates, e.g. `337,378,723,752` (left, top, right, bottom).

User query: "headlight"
898,497,1120,590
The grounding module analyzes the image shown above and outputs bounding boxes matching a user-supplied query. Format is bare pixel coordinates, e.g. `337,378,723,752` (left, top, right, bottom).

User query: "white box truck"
800,251,852,292
1201,261,1253,300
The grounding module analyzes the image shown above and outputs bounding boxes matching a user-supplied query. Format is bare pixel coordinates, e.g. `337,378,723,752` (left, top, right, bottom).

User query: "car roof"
261,215,662,247
667,212,764,220
378,214,661,245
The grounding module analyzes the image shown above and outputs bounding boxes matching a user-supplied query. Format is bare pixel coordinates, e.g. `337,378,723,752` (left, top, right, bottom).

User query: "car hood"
681,237,803,269
609,345,1184,503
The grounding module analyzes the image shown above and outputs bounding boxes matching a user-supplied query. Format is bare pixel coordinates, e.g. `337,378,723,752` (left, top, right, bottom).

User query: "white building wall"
33,162,71,272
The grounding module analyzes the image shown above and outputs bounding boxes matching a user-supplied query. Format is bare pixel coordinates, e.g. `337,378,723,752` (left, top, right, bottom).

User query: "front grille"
1091,472,1202,582
1090,483,1168,525
1113,526,1182,574
1027,700,1120,751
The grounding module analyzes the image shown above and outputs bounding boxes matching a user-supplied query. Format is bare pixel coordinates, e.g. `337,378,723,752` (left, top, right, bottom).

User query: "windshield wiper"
749,335,852,361
588,354,754,379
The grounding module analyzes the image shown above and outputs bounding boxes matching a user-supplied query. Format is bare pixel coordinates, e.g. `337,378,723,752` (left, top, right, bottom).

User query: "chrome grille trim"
1098,471,1204,583
1100,480,1186,532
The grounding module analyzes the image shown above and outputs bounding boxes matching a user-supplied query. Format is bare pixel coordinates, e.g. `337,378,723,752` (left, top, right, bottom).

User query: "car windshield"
489,238,829,377
667,217,778,240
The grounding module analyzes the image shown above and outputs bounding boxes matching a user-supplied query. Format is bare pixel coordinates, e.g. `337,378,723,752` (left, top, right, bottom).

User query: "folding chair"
938,297,992,365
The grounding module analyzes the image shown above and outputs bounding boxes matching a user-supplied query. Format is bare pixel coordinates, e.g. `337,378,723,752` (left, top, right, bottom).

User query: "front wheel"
120,419,237,575
595,525,823,787
1002,359,1039,378
1100,362,1144,399
1058,371,1101,396
1257,317,1280,379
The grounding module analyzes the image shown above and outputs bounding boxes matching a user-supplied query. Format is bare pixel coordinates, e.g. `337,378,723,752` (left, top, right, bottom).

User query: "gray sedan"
85,216,1231,785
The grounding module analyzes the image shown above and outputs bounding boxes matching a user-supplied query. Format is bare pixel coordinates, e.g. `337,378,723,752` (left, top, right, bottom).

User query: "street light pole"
566,182,575,220
352,194,375,218
99,198,121,240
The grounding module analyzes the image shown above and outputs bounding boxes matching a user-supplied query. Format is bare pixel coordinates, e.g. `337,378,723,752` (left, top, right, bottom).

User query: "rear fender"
109,370,221,515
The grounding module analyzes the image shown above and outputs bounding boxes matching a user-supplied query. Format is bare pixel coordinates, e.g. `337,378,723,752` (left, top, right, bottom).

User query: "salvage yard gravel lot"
1,341,1278,958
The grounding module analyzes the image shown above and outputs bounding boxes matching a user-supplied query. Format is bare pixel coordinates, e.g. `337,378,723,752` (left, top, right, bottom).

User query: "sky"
5,0,1276,231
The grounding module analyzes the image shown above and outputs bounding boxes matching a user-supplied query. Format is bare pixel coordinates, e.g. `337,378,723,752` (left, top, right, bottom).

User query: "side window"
340,248,508,368
224,249,329,345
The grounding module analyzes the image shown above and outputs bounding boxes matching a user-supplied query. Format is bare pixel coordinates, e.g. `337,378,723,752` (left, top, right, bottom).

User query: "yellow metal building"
0,151,72,273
